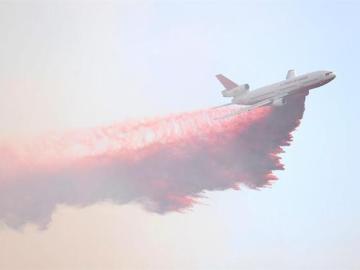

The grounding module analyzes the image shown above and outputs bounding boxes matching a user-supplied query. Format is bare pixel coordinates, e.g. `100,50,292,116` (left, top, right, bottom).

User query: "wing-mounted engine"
216,74,250,97
272,97,286,106
221,84,250,97
286,69,296,79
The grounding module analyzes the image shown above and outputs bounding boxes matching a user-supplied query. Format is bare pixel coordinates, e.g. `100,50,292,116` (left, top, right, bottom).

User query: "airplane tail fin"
216,74,238,89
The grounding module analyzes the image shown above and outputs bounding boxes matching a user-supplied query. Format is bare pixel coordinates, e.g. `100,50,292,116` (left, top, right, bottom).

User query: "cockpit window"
325,72,332,76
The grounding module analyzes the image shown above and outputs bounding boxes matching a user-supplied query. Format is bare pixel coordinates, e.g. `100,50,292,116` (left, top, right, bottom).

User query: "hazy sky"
0,1,359,270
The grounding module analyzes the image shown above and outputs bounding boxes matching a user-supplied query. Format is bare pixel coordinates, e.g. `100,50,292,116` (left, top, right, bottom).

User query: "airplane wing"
215,99,272,120
212,102,234,109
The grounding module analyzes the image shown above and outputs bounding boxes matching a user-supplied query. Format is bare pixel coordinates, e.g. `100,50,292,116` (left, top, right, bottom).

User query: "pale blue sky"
0,1,359,269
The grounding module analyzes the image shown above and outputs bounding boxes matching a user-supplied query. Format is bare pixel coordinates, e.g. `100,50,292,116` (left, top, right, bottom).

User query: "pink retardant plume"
0,92,307,229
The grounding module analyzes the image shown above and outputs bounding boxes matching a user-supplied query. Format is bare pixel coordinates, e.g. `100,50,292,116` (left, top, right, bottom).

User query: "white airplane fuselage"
232,70,336,106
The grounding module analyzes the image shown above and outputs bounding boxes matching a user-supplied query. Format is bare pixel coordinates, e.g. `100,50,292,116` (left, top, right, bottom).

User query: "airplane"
214,69,336,118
